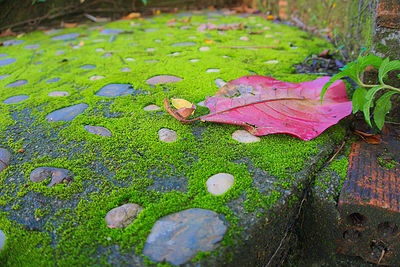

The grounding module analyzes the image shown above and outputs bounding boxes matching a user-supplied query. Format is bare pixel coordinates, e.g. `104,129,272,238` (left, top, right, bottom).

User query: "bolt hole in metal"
347,212,367,225
377,221,398,238
343,229,362,241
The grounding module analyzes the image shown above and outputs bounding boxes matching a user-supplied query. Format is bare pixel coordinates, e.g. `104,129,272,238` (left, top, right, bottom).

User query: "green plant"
321,52,400,130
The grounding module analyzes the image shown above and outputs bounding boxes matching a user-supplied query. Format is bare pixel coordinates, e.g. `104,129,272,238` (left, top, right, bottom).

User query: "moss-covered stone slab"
46,103,88,121
143,208,227,265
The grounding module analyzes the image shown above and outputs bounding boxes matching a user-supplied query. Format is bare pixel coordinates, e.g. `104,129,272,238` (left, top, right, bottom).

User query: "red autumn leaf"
165,75,352,141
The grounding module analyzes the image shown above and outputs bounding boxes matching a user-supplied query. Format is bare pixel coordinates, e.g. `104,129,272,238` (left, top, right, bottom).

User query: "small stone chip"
143,104,161,111
232,130,260,143
158,128,177,143
206,173,234,195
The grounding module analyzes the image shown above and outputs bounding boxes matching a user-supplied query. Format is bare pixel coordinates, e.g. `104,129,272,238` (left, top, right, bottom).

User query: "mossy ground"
0,11,347,266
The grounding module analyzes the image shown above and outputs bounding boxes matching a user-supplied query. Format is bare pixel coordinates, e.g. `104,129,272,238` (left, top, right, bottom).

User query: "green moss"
0,11,348,266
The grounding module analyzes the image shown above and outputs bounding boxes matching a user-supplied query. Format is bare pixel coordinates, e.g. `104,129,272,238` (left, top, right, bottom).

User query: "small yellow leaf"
171,98,193,109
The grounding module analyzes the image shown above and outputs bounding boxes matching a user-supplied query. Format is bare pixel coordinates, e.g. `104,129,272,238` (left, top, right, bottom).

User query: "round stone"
143,104,161,111
206,173,234,195
199,46,210,51
158,128,177,143
146,48,155,52
206,69,220,73
95,48,104,52
154,39,162,42
100,29,124,35
79,65,96,70
189,59,199,62
30,167,73,187
105,203,143,229
46,103,88,122
125,58,135,61
84,125,112,137
0,75,10,80
102,53,112,58
24,44,40,49
121,67,131,72
52,33,80,40
46,78,60,83
89,76,105,81
95,84,135,97
264,60,279,64
145,75,183,85
145,60,158,63
0,230,6,251
55,51,65,55
5,80,27,87
0,58,16,67
240,36,250,41
0,53,7,58
232,130,260,143
3,95,29,104
0,148,11,174
143,208,227,265
48,91,69,97
171,42,196,46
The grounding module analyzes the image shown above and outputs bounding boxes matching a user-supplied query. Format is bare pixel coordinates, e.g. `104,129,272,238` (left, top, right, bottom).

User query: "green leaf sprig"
321,51,400,130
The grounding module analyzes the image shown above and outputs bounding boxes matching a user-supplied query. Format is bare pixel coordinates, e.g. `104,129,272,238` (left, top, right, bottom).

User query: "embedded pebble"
102,53,112,58
158,128,177,143
143,208,227,265
0,148,11,173
105,203,143,229
48,91,69,97
46,103,88,122
154,39,162,42
0,58,16,67
143,104,161,111
146,48,155,52
199,46,210,51
206,69,220,73
46,78,60,83
80,65,96,69
240,36,249,41
34,61,42,65
3,40,25,46
231,130,260,143
146,75,182,85
89,75,105,81
171,42,196,46
206,173,234,195
145,28,159,32
222,55,230,58
30,167,73,187
264,60,279,64
95,48,105,52
125,57,135,61
3,95,29,104
55,51,65,55
0,75,10,80
0,230,5,251
180,26,191,30
0,53,7,58
145,60,158,63
121,67,131,72
169,52,181,56
24,44,40,49
100,29,124,35
5,80,28,87
95,84,136,97
52,33,80,40
189,59,199,62
84,125,112,137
